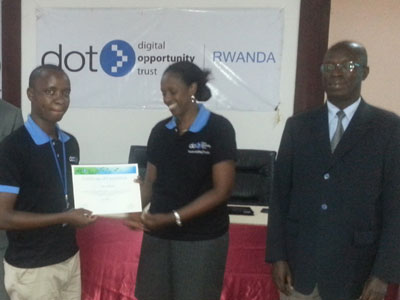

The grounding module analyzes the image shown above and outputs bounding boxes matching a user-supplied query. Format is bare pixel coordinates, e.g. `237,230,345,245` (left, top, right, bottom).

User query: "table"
77,217,275,300
221,222,278,300
78,217,140,299
77,217,400,300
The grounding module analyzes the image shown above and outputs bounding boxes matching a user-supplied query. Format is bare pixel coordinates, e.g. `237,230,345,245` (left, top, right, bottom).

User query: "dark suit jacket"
266,100,400,300
0,99,23,143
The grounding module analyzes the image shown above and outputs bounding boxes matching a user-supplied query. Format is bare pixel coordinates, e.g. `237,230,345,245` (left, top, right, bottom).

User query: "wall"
329,0,400,114
21,0,301,164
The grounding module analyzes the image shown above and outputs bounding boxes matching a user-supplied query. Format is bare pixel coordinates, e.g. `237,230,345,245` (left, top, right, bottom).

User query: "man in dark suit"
266,41,400,300
0,99,23,142
0,99,23,300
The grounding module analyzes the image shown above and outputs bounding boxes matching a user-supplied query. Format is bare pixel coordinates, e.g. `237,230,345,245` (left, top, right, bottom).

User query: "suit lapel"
309,104,333,160
0,104,8,137
331,99,374,160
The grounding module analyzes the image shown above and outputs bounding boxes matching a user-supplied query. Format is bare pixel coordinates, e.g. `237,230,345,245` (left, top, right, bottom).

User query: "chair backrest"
229,149,276,206
128,145,148,178
128,145,275,206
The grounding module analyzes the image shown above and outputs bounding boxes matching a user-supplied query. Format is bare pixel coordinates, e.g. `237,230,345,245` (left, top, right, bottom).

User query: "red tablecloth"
77,218,400,300
78,218,142,299
221,223,278,300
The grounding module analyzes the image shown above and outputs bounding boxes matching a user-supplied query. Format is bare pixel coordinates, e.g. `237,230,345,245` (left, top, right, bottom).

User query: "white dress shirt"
327,98,361,141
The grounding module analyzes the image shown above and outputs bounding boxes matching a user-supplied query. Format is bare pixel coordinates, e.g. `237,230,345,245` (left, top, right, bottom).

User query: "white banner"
37,8,283,111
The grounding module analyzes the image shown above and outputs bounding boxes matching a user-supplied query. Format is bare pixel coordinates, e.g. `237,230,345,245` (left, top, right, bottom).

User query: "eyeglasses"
320,61,363,73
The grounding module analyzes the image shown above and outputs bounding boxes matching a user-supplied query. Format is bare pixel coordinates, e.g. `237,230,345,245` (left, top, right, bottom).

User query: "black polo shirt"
147,104,236,241
0,116,79,268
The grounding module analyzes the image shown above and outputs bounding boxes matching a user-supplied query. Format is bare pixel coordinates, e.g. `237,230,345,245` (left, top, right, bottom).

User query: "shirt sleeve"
211,116,237,164
0,138,23,194
146,124,161,166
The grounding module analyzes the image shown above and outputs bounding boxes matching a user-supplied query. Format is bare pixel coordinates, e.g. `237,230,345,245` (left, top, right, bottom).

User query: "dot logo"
100,40,135,77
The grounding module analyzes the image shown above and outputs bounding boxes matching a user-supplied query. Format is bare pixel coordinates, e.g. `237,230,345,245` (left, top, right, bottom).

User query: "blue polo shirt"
0,116,79,268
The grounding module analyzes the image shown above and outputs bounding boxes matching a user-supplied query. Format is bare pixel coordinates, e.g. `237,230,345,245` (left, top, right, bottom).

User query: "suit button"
323,173,330,180
321,204,328,210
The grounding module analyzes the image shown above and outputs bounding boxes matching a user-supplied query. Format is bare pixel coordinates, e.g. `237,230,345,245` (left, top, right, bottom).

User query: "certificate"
71,164,142,215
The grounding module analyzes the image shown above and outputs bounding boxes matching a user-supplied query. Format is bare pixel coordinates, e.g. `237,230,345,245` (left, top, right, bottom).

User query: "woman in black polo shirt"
126,61,236,300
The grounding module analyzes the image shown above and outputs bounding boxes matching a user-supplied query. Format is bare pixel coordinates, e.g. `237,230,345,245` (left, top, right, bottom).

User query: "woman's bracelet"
172,210,182,227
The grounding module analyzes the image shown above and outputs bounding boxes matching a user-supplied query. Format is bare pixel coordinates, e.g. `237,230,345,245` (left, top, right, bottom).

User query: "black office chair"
128,146,275,207
229,149,276,207
128,145,148,178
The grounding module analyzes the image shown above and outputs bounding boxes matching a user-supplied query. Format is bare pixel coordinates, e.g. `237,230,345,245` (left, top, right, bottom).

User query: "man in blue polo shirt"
0,64,96,300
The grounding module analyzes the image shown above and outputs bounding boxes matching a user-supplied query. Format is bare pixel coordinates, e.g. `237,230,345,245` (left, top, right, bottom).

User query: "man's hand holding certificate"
71,164,142,215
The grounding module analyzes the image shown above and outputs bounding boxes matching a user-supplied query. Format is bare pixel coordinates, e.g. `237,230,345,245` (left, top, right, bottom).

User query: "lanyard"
49,137,69,209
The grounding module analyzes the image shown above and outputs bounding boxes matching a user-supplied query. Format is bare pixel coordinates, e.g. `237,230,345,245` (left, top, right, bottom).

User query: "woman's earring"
191,95,196,103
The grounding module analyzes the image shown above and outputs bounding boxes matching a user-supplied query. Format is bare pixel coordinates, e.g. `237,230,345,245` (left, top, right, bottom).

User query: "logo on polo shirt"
188,142,211,155
69,156,79,164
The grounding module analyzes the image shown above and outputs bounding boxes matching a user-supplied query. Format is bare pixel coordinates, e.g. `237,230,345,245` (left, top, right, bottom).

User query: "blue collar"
165,104,211,132
24,115,70,145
